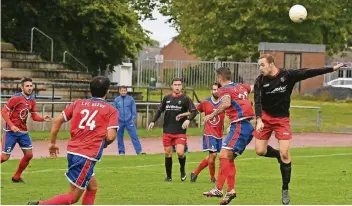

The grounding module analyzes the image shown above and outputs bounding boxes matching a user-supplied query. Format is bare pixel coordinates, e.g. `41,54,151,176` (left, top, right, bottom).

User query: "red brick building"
161,39,199,61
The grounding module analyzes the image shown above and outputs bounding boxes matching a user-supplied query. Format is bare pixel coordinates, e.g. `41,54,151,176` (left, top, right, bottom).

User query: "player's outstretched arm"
289,63,345,82
204,95,230,122
49,114,65,158
104,128,117,148
32,113,51,122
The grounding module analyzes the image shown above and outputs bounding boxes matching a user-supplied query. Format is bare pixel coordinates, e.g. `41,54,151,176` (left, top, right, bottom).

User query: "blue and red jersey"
63,98,119,161
197,97,225,139
3,93,39,131
218,82,254,123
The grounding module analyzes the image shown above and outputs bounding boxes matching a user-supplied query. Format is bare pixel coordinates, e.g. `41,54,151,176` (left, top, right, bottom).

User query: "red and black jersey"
254,67,334,118
152,93,198,134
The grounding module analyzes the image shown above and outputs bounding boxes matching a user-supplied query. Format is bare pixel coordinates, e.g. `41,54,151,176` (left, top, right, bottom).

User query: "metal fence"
324,67,352,84
0,101,322,132
137,59,260,89
138,59,352,89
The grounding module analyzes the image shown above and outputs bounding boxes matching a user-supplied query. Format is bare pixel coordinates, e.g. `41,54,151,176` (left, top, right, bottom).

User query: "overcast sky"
140,9,178,47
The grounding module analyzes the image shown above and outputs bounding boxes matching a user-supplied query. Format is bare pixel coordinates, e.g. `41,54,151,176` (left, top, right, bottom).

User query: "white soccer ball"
289,4,307,23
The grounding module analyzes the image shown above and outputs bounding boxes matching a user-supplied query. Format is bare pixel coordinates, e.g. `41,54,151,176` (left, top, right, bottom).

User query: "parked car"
326,78,352,89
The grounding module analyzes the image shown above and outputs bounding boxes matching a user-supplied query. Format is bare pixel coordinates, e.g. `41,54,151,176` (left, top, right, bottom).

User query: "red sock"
194,158,208,175
39,193,76,205
216,158,230,190
13,153,33,179
208,159,216,179
82,189,97,205
227,160,236,192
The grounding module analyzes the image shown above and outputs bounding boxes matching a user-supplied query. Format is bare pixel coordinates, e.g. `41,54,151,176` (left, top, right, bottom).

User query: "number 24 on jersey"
78,109,98,130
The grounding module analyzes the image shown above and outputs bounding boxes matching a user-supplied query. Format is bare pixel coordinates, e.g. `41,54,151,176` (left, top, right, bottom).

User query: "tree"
2,0,156,74
159,0,352,61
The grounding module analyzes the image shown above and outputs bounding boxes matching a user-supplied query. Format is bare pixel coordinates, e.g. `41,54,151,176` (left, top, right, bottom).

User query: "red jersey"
218,82,254,123
63,98,119,161
3,93,38,132
197,97,225,139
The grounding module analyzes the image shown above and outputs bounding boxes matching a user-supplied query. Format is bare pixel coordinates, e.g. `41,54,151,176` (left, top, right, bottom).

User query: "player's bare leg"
1,153,10,163
203,149,237,205
176,144,187,181
279,140,291,205
164,146,173,181
255,138,281,163
12,149,33,183
82,176,98,205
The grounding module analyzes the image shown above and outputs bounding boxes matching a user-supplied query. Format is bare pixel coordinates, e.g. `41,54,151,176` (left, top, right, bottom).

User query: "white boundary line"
2,153,351,175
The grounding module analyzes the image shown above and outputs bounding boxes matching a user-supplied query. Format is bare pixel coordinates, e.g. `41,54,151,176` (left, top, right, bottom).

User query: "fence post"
69,86,72,101
198,112,201,128
64,104,68,131
147,88,150,102
42,104,45,131
316,108,321,131
51,84,55,117
146,104,149,129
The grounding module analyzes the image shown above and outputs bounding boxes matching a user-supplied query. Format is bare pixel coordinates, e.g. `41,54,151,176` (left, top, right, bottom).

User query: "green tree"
2,0,156,74
159,0,352,61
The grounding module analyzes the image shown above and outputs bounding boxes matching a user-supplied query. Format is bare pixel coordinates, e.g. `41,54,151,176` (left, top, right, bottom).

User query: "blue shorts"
65,153,97,190
203,135,222,153
2,131,32,154
222,120,254,156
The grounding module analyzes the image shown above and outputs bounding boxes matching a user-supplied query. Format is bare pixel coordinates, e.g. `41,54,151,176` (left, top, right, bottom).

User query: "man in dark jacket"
113,86,145,155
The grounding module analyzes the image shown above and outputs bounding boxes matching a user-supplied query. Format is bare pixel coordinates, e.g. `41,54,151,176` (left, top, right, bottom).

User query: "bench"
1,76,21,81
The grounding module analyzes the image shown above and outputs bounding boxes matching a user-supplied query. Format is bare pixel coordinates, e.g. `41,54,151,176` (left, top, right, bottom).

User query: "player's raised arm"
288,63,344,82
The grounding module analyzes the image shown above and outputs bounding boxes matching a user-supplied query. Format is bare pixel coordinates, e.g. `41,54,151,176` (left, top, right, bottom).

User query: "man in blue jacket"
113,86,145,155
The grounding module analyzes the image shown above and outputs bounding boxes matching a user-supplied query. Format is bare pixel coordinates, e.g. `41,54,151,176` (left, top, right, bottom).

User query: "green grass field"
1,147,352,205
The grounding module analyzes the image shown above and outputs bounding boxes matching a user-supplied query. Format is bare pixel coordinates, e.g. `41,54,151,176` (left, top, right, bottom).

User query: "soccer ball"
289,4,307,23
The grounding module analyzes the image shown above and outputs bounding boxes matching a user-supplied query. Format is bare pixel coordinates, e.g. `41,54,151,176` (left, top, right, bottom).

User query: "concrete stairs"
1,42,93,101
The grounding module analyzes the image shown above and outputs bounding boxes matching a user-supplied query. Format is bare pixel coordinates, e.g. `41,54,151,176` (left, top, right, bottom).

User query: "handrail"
30,27,54,62
63,51,89,72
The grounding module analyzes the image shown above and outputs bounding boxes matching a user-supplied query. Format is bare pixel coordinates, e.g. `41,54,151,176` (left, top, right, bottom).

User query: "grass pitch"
1,147,352,205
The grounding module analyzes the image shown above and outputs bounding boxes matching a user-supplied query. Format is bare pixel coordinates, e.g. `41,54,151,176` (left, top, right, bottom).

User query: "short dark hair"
90,76,110,98
119,85,127,90
211,82,221,89
259,54,275,64
21,77,32,85
171,77,182,85
216,67,232,81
